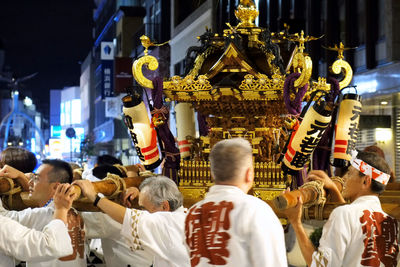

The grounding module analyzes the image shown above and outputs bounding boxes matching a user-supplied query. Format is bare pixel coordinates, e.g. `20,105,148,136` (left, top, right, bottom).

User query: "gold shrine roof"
132,1,353,107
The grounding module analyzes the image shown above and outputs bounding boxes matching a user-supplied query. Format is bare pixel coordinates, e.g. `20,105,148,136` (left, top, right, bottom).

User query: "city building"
80,0,171,165
48,86,84,161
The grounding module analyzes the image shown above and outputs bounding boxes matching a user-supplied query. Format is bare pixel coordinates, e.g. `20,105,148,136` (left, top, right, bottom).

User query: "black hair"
92,164,126,180
42,159,73,184
96,154,122,166
0,147,37,173
356,151,390,194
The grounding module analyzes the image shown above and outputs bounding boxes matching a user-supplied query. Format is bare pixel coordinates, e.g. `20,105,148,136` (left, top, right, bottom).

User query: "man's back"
185,185,287,267
121,206,190,267
313,195,399,267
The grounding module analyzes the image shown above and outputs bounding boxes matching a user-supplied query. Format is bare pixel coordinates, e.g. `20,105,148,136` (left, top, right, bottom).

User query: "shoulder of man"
241,193,273,210
327,203,354,223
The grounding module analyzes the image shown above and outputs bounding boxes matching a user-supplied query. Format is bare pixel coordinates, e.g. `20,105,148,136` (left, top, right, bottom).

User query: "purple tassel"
283,73,309,115
151,77,181,184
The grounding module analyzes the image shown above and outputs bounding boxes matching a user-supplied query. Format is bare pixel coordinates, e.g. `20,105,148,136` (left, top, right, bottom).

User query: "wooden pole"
4,176,145,211
272,180,343,210
70,176,144,199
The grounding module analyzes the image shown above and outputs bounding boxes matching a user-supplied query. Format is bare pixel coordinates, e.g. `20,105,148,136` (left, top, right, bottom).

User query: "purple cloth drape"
283,73,309,115
152,77,181,184
197,111,209,136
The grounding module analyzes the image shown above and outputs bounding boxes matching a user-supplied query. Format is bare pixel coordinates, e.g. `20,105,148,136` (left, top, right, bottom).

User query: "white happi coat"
121,206,190,267
185,185,287,267
82,211,153,267
0,215,72,267
0,201,87,267
311,195,399,267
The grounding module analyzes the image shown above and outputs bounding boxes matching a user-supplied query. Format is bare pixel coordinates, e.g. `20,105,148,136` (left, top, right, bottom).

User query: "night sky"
0,0,94,119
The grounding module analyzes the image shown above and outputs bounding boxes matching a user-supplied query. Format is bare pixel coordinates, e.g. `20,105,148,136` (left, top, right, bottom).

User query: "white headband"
350,151,390,185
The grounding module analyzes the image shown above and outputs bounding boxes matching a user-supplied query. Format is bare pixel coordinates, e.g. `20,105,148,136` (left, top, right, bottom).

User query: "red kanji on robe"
359,210,399,267
185,201,234,267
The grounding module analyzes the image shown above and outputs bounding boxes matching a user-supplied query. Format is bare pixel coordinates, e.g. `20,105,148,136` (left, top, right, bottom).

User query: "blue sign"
51,125,62,137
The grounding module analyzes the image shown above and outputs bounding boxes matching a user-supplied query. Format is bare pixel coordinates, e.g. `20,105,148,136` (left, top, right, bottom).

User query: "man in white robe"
74,176,190,267
82,211,153,266
286,150,399,267
0,184,74,267
185,138,288,267
0,159,86,267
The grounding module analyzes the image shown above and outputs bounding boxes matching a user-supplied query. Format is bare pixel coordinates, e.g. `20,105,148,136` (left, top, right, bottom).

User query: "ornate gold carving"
179,186,208,207
187,51,206,77
132,35,170,89
324,42,355,89
165,75,212,92
234,0,259,28
288,31,324,88
288,31,323,54
164,73,286,102
238,74,285,100
132,55,159,89
140,35,153,56
292,53,312,88
306,77,331,101
207,43,261,80
330,58,353,89
140,35,169,56
253,188,284,201
323,42,353,60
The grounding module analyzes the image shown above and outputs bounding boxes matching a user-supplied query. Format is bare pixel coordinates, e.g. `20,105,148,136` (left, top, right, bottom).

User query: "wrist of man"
290,219,303,228
93,193,105,207
53,209,68,224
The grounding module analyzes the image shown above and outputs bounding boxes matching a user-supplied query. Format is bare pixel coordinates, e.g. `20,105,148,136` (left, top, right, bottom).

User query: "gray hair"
139,176,183,211
210,138,253,182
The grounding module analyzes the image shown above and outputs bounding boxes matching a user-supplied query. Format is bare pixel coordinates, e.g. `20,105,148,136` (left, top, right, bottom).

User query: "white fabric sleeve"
0,216,73,261
82,212,121,239
0,200,53,230
248,202,288,267
310,207,351,267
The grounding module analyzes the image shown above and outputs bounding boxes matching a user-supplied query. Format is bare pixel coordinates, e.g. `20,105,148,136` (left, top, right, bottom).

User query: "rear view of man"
185,138,287,267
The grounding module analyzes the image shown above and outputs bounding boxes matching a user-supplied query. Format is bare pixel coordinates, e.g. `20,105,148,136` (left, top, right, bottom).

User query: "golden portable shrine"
0,0,399,222
123,0,400,220
126,7,325,192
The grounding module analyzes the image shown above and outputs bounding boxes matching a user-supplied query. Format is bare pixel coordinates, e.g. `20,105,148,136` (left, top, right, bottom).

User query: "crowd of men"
0,138,398,267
